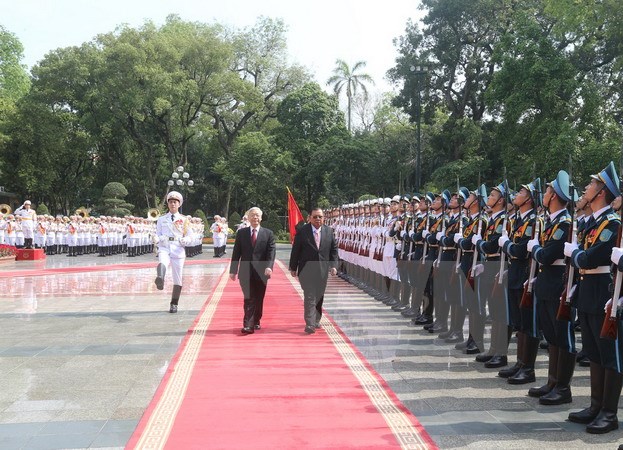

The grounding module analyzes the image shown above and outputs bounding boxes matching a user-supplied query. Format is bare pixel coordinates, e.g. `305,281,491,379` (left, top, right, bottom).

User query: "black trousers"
240,274,267,328
536,297,575,352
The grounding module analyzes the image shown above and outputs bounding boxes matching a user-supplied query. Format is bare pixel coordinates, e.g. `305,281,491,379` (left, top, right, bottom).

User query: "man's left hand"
229,274,236,281
264,268,272,278
290,270,297,278
563,242,578,257
329,268,337,276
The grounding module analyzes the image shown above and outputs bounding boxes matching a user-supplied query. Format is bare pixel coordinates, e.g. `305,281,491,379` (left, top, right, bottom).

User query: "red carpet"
126,261,436,449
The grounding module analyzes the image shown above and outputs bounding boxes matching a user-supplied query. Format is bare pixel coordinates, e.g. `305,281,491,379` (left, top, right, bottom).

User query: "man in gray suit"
289,207,339,334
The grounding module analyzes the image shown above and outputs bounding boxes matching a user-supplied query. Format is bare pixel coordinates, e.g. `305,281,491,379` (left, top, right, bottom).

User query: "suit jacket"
289,223,338,282
229,226,276,283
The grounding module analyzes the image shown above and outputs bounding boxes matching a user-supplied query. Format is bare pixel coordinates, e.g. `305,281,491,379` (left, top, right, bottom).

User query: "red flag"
287,187,304,244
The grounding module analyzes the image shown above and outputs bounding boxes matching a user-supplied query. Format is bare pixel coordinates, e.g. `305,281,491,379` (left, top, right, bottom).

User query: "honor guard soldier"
563,162,622,434
526,171,576,403
407,193,435,325
497,178,540,384
389,195,412,312
400,194,422,318
422,191,449,333
14,200,36,249
472,181,509,368
455,185,488,354
155,191,193,313
437,187,470,343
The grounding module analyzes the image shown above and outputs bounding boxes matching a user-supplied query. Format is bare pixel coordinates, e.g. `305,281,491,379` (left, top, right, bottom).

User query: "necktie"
171,214,175,221
314,229,320,248
251,228,257,247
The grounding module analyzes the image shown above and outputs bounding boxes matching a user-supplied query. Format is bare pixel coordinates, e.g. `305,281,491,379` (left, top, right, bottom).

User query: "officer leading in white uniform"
15,200,37,249
155,191,192,313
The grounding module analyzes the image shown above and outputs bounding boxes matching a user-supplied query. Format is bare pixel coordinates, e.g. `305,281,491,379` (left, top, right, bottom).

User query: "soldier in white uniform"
0,214,6,245
14,200,37,249
155,191,192,313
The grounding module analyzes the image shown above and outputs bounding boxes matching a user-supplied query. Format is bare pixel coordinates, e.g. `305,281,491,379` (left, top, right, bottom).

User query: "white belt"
551,259,565,266
579,266,611,275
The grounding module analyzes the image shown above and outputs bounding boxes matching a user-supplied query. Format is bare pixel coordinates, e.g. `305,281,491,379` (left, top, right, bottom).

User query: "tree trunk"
223,179,233,218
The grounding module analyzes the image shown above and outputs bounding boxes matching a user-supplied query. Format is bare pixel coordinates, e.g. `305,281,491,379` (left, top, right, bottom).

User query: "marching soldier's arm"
502,222,533,259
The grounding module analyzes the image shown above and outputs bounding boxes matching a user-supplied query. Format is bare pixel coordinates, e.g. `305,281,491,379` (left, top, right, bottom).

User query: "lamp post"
167,166,194,210
410,64,428,192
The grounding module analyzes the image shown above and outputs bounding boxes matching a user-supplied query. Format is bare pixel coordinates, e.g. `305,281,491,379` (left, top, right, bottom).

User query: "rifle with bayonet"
600,153,623,339
520,178,541,309
557,157,578,322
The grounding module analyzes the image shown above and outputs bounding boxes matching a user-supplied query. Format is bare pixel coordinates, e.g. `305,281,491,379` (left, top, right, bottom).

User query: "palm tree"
327,59,374,133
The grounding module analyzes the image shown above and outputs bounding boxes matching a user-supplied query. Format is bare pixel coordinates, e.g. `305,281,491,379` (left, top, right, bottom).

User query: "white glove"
471,233,482,246
436,231,444,241
453,234,461,244
400,230,407,238
180,236,191,246
527,238,539,252
563,242,579,257
422,230,430,238
472,264,484,277
604,297,623,313
498,233,510,248
611,247,623,265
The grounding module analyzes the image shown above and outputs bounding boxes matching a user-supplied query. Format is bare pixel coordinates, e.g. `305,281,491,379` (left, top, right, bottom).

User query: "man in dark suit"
229,207,276,335
289,207,339,334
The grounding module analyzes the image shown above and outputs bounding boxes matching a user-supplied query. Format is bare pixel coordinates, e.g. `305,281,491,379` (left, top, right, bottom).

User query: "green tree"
100,182,134,216
327,59,374,133
275,82,347,209
0,25,30,150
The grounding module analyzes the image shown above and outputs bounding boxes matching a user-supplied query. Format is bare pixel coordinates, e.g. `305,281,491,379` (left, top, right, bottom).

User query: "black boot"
500,332,525,379
586,368,622,434
540,349,575,405
569,362,604,424
508,335,539,385
529,344,559,397
155,263,166,290
170,284,182,313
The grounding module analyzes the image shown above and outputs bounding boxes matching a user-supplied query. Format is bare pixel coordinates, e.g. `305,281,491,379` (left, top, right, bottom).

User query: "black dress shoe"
586,411,619,434
429,325,448,334
578,355,590,367
304,326,316,334
507,367,536,384
401,309,418,318
392,304,409,312
169,304,177,313
456,335,473,350
155,277,164,290
484,355,508,368
438,330,453,339
444,332,464,344
241,327,254,334
413,314,433,325
314,323,321,329
568,406,600,424
498,362,522,379
254,324,261,330
539,340,549,350
475,352,493,363
528,383,554,398
465,342,481,354
539,386,572,405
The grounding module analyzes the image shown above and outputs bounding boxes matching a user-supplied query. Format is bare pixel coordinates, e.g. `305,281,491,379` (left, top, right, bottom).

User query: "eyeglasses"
312,215,324,219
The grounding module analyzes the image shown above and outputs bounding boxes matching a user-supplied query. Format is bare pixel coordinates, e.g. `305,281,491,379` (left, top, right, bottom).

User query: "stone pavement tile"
38,419,106,435
0,346,48,357
37,345,88,356
0,421,46,437
91,431,133,448
5,400,67,413
111,407,145,420
0,435,31,450
54,408,118,422
100,419,139,433
25,432,98,450
0,410,59,424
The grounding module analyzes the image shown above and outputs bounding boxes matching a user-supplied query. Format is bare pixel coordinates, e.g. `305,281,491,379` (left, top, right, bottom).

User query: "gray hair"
246,207,263,218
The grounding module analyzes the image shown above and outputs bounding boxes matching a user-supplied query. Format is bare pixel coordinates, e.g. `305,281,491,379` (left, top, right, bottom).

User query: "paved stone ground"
0,244,621,449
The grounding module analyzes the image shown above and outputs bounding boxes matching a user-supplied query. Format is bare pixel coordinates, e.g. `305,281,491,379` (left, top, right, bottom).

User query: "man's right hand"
290,270,297,278
229,274,236,281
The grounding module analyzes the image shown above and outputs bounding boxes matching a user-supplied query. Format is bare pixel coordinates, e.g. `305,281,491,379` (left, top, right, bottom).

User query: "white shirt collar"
520,208,533,220
593,205,610,220
548,208,566,221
